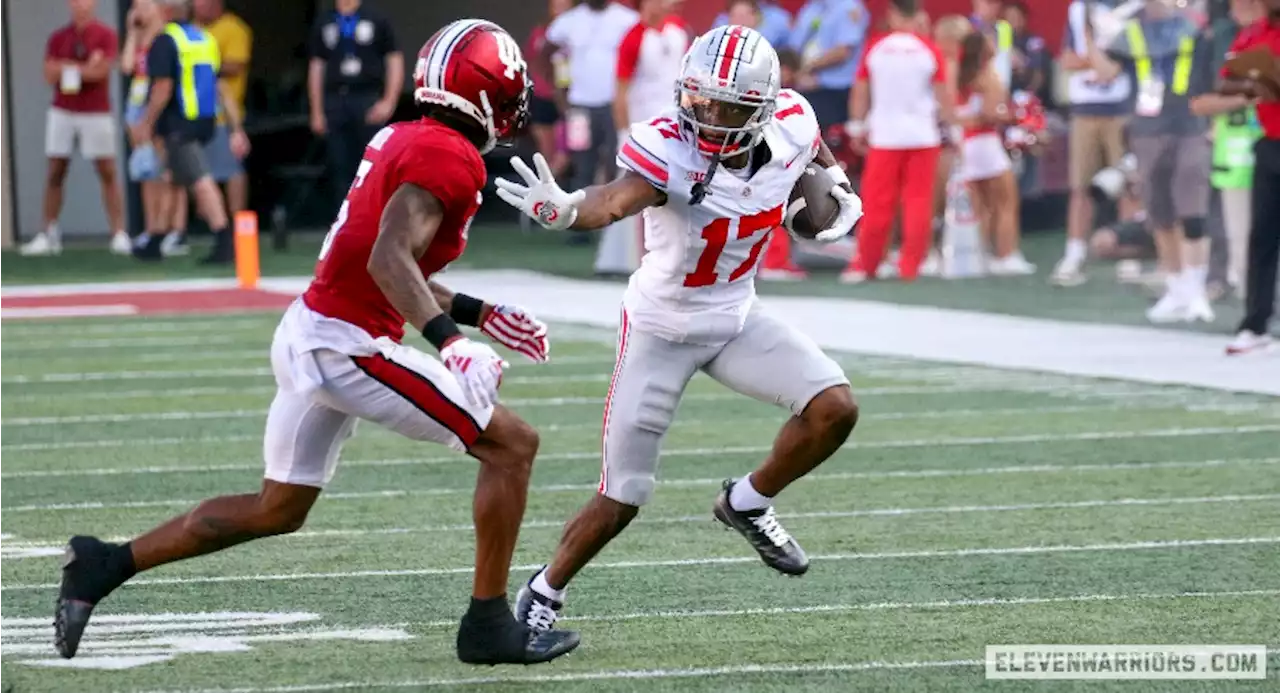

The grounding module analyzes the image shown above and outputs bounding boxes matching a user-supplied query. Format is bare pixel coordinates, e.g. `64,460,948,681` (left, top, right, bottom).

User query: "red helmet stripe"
716,26,745,81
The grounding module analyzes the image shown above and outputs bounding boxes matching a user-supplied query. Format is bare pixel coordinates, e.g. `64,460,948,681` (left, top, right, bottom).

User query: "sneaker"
199,236,235,265
1146,289,1189,323
713,480,809,576
1225,330,1273,356
19,232,62,256
131,233,164,262
839,269,870,284
1050,255,1087,287
918,250,942,277
109,232,133,256
1185,294,1216,323
758,266,809,281
1115,260,1144,284
161,233,190,257
515,570,564,635
988,252,1038,276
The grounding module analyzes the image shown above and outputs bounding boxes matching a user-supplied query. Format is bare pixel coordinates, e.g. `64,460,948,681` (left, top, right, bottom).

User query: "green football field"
2,310,1279,692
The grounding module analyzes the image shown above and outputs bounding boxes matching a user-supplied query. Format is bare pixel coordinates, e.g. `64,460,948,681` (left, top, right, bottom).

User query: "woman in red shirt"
955,31,1034,275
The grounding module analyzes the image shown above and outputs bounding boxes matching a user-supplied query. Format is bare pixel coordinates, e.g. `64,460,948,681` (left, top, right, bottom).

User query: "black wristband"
450,293,485,327
422,314,464,350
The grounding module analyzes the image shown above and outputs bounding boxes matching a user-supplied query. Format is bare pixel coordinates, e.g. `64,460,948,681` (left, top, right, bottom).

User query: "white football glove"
440,337,508,410
481,304,550,363
815,186,864,244
494,152,585,231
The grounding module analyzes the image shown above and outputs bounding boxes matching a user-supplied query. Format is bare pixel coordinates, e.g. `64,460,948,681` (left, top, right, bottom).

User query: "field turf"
2,310,1278,692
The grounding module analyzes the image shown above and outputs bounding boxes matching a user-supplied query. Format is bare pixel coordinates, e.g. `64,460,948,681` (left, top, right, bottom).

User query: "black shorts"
530,96,560,126
1112,220,1156,255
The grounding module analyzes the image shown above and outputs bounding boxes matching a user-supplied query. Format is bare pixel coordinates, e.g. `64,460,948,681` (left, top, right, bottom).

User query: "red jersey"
1224,18,1280,139
46,21,118,113
303,118,485,342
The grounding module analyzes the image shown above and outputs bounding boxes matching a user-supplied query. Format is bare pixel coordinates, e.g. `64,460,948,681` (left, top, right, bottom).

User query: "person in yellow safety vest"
129,0,248,264
1191,0,1269,298
1105,2,1217,324
970,0,1014,88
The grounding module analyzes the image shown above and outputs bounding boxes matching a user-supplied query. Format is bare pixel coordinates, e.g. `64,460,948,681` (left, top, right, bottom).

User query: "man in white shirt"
844,0,952,282
596,0,689,275
542,0,640,200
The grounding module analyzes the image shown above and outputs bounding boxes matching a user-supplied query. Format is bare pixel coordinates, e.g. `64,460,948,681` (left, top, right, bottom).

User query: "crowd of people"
19,0,1280,353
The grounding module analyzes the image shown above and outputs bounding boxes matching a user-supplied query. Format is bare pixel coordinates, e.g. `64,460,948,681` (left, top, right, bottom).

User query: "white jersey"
616,89,822,345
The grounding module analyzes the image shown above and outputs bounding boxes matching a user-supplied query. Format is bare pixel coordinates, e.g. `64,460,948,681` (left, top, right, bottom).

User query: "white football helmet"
675,25,780,159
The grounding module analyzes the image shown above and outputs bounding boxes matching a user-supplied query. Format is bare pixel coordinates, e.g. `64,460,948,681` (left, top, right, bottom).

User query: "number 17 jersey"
615,90,821,346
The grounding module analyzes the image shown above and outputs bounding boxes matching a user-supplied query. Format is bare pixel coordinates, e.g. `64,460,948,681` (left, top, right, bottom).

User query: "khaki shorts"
1130,133,1212,229
45,108,117,160
1069,115,1128,190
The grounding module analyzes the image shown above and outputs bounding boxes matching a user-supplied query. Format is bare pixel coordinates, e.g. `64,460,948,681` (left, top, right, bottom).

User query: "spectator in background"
932,15,971,240
543,0,639,229
130,0,247,264
844,0,951,283
1104,3,1215,323
308,0,403,214
970,0,1014,90
24,0,127,257
715,0,792,48
596,0,689,275
789,0,868,127
1192,0,1266,299
1004,1,1047,98
122,0,173,253
1052,0,1134,287
195,0,252,255
957,31,1035,275
526,0,574,179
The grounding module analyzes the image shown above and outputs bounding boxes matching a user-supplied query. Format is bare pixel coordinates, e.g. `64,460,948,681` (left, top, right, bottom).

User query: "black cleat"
456,594,579,665
713,479,809,575
55,536,122,658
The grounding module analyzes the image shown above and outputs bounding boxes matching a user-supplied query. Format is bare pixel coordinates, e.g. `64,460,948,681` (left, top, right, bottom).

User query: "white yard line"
4,494,1275,554
1,334,244,350
9,401,1250,429
1,317,279,337
4,537,1276,592
396,588,1280,629
0,370,611,385
138,660,984,692
5,422,1279,455
1,305,140,319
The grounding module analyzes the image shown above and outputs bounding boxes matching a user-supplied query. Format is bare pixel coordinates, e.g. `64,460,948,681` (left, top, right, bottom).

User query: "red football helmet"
414,19,531,154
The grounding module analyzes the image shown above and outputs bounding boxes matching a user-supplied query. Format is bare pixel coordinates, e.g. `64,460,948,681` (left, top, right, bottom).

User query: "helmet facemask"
676,79,773,160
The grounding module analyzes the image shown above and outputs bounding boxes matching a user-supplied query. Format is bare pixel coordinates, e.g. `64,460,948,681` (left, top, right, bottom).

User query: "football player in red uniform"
54,19,580,666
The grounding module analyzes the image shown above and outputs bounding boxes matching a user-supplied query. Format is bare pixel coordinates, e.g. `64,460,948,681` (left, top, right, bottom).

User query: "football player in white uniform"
495,25,863,635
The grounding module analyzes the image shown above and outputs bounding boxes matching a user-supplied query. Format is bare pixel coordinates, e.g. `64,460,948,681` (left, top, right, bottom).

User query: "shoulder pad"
617,114,681,191
772,90,822,155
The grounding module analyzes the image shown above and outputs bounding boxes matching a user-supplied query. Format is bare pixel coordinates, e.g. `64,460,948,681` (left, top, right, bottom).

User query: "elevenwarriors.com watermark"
986,645,1268,680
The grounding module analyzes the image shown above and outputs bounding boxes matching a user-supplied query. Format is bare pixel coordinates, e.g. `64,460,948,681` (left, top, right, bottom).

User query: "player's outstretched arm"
368,183,507,407
567,172,666,231
494,153,665,232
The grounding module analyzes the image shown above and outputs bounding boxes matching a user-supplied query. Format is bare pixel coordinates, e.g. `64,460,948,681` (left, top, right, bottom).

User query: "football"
784,163,841,239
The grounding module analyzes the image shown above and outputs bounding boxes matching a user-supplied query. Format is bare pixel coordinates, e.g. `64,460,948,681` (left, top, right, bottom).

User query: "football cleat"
55,536,122,658
515,571,564,635
713,480,809,576
456,598,578,665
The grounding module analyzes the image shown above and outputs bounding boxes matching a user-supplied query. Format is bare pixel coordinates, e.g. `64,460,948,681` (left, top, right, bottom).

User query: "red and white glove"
481,305,550,363
440,337,508,410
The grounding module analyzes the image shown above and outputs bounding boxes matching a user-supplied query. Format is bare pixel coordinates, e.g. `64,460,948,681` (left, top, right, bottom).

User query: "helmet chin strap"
689,153,720,206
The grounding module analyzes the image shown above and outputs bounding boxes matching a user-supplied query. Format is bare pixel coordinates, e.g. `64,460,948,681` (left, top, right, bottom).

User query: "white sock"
1183,265,1208,298
729,475,773,511
1064,238,1087,262
530,568,566,603
45,223,60,239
